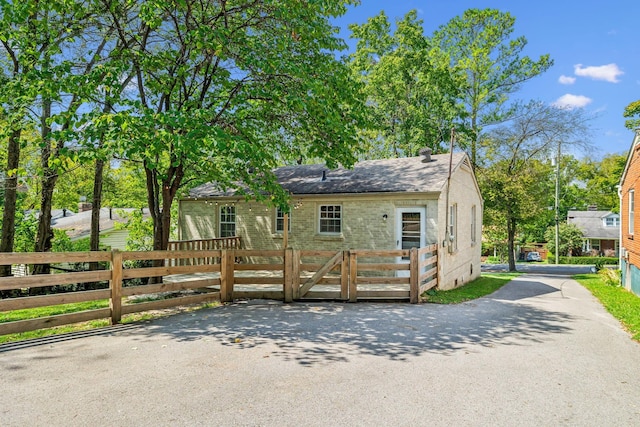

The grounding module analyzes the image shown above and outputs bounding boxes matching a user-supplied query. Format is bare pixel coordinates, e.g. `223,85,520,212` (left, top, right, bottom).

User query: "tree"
572,153,626,212
433,8,553,168
544,223,583,257
479,100,591,271
0,0,113,275
93,0,366,252
349,10,462,158
624,100,640,130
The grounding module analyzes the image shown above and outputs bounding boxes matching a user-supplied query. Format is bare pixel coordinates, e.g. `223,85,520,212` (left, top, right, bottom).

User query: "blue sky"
333,0,640,157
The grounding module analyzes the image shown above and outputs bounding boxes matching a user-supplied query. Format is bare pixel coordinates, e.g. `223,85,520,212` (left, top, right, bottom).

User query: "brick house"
178,151,483,290
619,130,640,295
567,210,620,257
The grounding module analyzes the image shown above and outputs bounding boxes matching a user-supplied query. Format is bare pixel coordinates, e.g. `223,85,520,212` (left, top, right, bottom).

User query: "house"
567,210,620,257
178,150,483,290
620,130,640,295
52,206,151,250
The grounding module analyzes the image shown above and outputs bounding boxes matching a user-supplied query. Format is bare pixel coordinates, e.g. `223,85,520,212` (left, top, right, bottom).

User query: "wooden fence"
0,244,437,336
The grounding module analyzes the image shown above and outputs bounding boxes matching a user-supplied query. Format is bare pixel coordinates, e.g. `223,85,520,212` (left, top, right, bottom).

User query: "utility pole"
554,141,561,265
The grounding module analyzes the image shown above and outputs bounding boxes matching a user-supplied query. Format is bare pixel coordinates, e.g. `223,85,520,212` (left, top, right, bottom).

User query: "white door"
396,208,426,276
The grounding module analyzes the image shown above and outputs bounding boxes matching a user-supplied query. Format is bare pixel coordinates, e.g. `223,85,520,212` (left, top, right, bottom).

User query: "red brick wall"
621,137,640,267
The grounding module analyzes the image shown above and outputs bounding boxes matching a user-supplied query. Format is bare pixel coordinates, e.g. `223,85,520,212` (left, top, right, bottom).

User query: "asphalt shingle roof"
567,210,620,240
189,152,468,198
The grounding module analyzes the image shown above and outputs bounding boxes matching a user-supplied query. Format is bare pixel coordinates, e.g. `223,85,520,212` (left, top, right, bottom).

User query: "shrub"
598,268,622,287
557,256,618,266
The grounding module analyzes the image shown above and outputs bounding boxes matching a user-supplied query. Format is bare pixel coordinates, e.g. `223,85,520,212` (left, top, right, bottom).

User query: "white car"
526,251,542,262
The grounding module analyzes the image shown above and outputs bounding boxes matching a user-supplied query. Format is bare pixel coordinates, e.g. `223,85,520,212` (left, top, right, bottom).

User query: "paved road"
482,262,595,275
2,273,640,426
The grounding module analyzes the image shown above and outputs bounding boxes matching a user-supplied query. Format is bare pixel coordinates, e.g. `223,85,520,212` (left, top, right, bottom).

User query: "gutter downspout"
442,129,455,290
617,184,622,269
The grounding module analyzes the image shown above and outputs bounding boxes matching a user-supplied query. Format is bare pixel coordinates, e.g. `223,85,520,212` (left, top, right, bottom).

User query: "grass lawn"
422,272,522,304
574,274,640,342
0,300,220,344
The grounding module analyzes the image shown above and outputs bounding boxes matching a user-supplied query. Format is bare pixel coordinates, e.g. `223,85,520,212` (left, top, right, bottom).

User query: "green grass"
422,272,522,304
0,299,221,344
574,274,640,342
0,300,110,323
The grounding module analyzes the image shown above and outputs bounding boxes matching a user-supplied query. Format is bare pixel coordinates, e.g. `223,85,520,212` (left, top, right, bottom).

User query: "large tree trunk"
33,99,55,278
88,158,105,277
0,128,22,277
144,161,184,284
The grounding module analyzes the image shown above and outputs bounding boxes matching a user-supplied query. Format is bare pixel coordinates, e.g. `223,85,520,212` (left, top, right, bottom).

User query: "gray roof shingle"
567,210,620,240
189,152,468,198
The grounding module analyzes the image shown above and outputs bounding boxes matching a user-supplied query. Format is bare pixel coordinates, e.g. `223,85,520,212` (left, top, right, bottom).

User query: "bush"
598,268,622,287
556,256,618,266
485,256,502,264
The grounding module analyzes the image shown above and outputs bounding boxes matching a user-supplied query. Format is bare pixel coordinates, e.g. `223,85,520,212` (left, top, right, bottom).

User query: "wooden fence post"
349,251,357,303
220,249,234,302
409,247,419,304
292,249,300,300
284,248,294,303
341,251,349,300
110,250,123,324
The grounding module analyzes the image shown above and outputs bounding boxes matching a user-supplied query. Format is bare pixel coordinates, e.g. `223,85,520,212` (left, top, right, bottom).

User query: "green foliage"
555,256,618,265
575,274,640,342
623,100,640,130
544,222,584,257
13,211,38,252
116,209,154,252
570,153,627,212
349,10,462,158
80,0,367,250
598,268,622,287
433,9,553,166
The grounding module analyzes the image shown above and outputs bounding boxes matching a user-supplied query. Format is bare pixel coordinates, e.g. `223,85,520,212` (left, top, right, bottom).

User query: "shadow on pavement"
1,278,575,366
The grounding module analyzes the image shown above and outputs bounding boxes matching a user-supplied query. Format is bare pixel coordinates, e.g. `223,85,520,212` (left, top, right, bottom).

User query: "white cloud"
558,75,576,85
552,94,593,109
574,63,623,83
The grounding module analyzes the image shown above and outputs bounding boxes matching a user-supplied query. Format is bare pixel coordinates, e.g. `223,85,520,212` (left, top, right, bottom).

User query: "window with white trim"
219,206,236,237
630,190,635,235
275,207,291,233
471,205,477,245
319,205,342,234
604,216,619,227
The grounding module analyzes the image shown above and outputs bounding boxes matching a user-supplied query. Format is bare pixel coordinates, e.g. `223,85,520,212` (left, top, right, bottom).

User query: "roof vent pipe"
322,170,327,181
419,147,432,163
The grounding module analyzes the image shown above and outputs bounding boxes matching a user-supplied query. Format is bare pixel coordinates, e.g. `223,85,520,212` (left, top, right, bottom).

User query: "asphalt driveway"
2,273,640,426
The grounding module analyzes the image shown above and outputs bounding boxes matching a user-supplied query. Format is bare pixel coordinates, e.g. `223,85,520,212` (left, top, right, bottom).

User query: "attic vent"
587,204,598,211
322,170,327,181
419,147,433,163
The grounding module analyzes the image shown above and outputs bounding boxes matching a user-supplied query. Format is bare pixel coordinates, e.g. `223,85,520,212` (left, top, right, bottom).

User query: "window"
319,205,342,234
275,207,291,233
449,204,457,250
471,205,477,244
219,206,236,237
604,216,619,227
630,190,635,235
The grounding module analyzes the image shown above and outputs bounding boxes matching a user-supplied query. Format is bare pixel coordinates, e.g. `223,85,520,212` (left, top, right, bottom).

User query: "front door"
396,208,426,276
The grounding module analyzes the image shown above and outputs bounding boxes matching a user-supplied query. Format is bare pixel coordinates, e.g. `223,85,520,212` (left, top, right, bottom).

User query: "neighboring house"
52,207,151,250
567,210,620,257
178,151,483,290
620,130,640,295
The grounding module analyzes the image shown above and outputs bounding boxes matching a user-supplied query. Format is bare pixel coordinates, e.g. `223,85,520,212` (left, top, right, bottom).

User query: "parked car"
526,251,542,262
